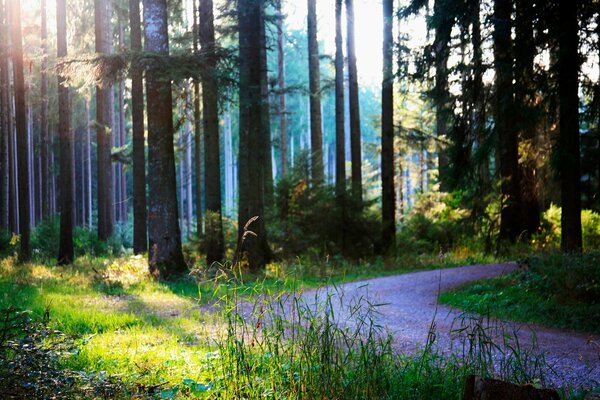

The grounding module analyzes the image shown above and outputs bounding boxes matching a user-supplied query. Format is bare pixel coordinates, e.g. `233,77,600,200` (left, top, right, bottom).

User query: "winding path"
302,263,599,388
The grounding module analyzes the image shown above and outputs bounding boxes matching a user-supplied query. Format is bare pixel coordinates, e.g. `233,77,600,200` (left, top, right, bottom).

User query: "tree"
494,0,520,243
0,0,9,231
381,0,395,255
57,0,74,265
259,3,274,207
40,0,50,220
334,0,345,199
143,0,186,276
192,0,203,235
200,0,224,265
557,0,582,251
346,0,362,200
432,0,453,190
130,0,147,254
515,0,540,236
94,0,114,241
276,0,287,178
10,0,30,261
238,0,271,270
307,0,324,184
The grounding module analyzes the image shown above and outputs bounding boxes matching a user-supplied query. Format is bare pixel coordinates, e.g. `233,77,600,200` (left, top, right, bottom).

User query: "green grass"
440,252,600,334
2,252,591,398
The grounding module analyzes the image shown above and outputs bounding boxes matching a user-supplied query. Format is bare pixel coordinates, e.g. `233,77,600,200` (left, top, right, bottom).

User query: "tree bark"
10,0,30,261
118,20,127,223
346,0,361,200
57,0,74,264
95,0,114,241
130,0,147,253
515,0,540,237
40,0,50,220
144,0,186,276
381,0,395,255
276,0,287,178
238,0,271,270
200,0,224,264
193,0,203,235
259,3,274,205
433,0,452,191
494,0,520,243
0,0,9,230
307,0,324,185
557,0,582,251
334,0,345,199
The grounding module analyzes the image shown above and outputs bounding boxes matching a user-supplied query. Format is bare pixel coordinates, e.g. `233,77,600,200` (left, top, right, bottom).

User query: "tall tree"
276,0,287,178
95,0,114,241
345,0,361,200
144,0,186,276
557,0,582,251
307,0,324,184
432,0,453,190
57,0,74,264
238,0,271,270
40,0,50,220
0,0,9,230
334,0,345,199
117,20,127,223
193,0,203,235
130,0,147,254
381,0,395,255
200,0,224,264
259,3,274,206
10,0,30,261
494,0,520,242
515,0,540,236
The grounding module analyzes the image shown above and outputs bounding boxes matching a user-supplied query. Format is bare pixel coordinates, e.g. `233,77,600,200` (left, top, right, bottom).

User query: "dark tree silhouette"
307,0,324,184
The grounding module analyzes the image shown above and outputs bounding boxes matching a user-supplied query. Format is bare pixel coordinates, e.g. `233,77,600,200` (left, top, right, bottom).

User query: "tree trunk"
85,98,92,228
307,0,324,185
494,0,520,243
346,0,361,200
276,0,287,178
471,0,488,189
144,0,186,276
381,0,395,255
334,0,345,199
515,0,540,237
130,0,147,253
259,3,274,205
433,0,452,191
57,0,74,264
10,0,30,261
0,0,9,230
200,0,224,265
95,0,114,240
238,0,271,270
118,20,127,223
40,0,50,220
193,0,203,235
557,0,582,251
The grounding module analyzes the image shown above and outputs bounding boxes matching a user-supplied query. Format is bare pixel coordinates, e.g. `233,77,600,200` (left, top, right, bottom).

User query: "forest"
0,0,599,398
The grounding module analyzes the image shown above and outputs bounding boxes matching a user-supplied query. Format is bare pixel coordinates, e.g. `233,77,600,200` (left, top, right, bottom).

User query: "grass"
1,251,594,398
440,252,600,334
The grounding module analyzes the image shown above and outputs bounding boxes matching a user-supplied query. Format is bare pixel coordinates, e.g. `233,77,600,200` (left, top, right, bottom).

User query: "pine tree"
307,0,324,184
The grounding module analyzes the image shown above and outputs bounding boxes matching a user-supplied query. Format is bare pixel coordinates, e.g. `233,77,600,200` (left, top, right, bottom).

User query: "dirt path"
303,263,599,389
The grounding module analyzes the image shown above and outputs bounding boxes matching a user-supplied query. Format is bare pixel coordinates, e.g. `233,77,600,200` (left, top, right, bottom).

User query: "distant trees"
129,0,147,254
143,0,186,276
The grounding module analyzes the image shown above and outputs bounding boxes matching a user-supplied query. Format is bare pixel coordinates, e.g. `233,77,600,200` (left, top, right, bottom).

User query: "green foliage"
441,251,600,334
270,156,380,259
29,218,126,261
536,205,600,251
398,191,472,254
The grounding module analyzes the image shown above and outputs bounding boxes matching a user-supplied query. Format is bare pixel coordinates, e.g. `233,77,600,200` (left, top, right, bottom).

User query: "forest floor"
289,262,600,389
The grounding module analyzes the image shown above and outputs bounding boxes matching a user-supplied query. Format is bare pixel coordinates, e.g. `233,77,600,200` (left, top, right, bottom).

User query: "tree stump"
463,375,560,400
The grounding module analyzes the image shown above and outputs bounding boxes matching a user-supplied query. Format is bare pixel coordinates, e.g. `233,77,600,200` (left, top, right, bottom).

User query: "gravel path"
302,263,599,389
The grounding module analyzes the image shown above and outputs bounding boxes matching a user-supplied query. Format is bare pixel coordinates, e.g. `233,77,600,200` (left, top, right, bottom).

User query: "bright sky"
284,0,385,87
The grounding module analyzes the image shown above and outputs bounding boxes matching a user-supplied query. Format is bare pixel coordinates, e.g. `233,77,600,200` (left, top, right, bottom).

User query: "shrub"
537,205,600,251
